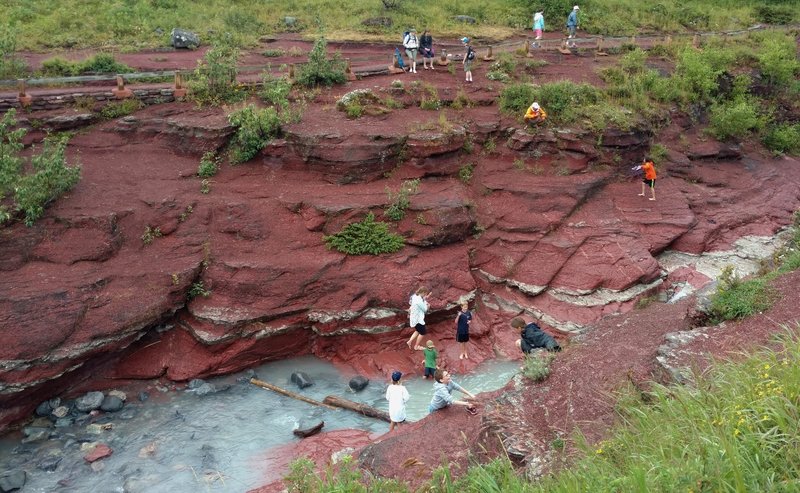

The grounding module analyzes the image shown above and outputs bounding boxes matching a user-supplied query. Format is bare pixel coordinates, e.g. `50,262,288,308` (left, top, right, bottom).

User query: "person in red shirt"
633,157,657,201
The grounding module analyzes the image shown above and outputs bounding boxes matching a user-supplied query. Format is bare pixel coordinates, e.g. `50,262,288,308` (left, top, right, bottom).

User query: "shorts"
456,332,469,343
534,29,542,39
464,60,473,71
643,178,656,188
568,26,576,37
424,366,436,377
422,47,434,58
414,323,427,335
405,48,418,60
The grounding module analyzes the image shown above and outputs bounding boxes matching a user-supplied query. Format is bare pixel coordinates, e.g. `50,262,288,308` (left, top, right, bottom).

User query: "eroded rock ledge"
1,102,799,430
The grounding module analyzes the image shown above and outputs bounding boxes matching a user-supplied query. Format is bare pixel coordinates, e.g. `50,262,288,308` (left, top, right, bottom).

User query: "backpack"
402,31,410,43
466,47,475,60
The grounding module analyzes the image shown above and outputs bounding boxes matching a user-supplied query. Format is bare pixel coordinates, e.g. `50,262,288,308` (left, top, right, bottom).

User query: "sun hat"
410,28,417,32
573,5,580,10
426,340,435,348
461,37,469,43
391,371,402,382
532,102,540,109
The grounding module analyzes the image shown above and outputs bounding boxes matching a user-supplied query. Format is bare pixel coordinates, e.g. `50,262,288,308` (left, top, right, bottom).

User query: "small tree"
0,25,27,79
189,34,245,106
296,35,346,88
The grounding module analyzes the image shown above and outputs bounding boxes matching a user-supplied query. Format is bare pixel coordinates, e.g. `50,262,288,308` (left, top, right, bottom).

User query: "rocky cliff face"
1,100,798,429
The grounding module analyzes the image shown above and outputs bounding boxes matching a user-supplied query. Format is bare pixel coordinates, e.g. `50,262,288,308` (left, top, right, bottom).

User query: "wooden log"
294,421,325,438
250,378,338,410
323,395,391,422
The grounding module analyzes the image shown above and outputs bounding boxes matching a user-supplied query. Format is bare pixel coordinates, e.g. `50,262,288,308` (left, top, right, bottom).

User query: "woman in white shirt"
407,286,431,349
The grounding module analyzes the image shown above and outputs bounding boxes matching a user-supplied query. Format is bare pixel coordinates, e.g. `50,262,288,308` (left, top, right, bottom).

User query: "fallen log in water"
250,378,338,410
323,395,391,422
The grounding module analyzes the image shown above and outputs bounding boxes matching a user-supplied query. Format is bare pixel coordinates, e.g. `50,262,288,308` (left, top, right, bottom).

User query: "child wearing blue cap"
385,371,410,431
461,37,475,83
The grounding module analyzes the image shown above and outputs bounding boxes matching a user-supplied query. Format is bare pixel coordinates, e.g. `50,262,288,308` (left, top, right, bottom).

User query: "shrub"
100,99,144,119
708,98,766,141
0,25,27,79
499,83,537,115
188,280,211,299
459,162,474,183
336,89,381,118
418,83,441,110
227,105,282,164
755,4,795,24
384,179,419,221
324,213,404,255
296,35,346,88
188,34,245,106
522,351,555,382
141,225,162,245
1,110,81,226
710,265,776,322
41,53,132,77
197,151,220,178
259,71,292,110
756,37,800,88
537,81,603,124
762,123,800,155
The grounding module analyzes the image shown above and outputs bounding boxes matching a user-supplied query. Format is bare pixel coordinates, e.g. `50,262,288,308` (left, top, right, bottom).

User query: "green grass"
2,0,796,51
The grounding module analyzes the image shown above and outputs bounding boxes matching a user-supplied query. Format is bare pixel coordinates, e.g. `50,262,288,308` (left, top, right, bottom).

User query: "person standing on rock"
386,371,410,432
420,30,435,70
461,37,475,83
455,302,472,360
407,286,431,349
633,157,657,201
511,317,561,353
403,28,420,74
566,6,580,47
429,369,477,414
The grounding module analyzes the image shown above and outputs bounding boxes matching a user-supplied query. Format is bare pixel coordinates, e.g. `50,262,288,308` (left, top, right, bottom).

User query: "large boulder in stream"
348,376,370,392
291,372,314,389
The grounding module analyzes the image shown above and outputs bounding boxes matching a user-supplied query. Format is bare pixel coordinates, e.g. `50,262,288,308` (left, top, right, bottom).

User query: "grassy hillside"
2,0,797,50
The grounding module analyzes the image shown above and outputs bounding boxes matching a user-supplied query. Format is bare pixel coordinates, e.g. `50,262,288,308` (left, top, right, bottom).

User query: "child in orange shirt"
633,157,656,201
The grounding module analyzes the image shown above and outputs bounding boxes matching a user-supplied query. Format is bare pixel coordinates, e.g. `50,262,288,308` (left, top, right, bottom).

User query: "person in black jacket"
510,317,561,353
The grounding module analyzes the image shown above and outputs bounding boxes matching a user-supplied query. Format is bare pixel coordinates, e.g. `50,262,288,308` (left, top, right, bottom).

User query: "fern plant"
324,213,404,255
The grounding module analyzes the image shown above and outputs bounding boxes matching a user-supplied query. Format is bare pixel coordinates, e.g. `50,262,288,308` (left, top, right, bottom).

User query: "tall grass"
2,0,796,50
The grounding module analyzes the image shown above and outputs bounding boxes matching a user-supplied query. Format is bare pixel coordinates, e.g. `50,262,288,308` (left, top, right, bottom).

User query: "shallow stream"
0,356,519,492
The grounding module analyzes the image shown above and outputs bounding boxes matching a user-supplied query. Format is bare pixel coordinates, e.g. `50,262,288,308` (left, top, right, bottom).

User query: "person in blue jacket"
566,5,580,47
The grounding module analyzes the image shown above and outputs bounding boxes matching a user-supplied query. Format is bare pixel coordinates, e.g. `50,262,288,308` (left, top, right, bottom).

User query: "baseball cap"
461,37,469,43
532,102,540,109
573,5,580,10
426,340,435,348
391,371,402,382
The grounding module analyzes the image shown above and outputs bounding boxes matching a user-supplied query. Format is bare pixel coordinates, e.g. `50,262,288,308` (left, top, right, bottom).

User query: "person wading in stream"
386,371,410,431
429,369,477,414
407,286,431,349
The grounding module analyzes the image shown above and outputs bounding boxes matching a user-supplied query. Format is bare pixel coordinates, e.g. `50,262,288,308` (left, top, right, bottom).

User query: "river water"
0,356,519,492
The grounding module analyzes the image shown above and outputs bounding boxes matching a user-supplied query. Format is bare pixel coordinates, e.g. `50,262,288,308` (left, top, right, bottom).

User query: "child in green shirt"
415,339,438,379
